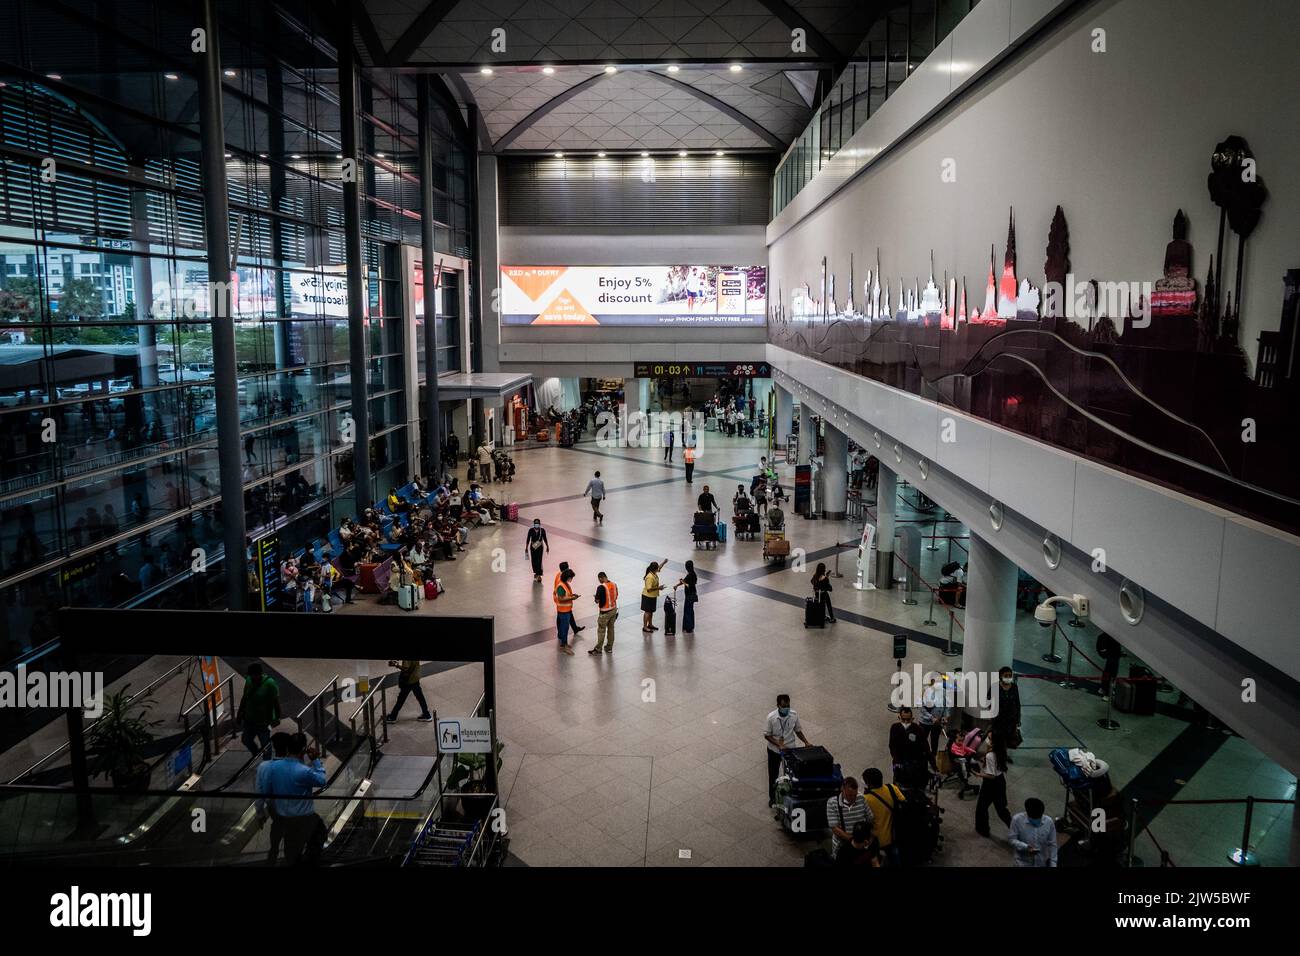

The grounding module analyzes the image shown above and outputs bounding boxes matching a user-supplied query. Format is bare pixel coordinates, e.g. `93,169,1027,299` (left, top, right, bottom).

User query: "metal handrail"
6,659,189,784
181,672,236,721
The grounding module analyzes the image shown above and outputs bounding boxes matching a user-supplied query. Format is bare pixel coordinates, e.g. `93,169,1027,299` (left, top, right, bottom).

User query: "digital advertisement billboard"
500,265,767,326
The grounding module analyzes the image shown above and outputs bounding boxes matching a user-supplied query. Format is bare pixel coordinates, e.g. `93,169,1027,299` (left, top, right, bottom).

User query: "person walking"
811,562,836,623
384,659,434,723
683,444,696,483
589,571,618,655
674,560,699,634
1008,797,1058,867
236,662,280,759
554,568,579,656
696,484,718,517
918,674,949,768
663,427,675,462
764,694,813,807
584,471,606,524
974,729,1013,837
991,666,1022,756
1097,632,1123,698
641,559,668,633
525,519,549,582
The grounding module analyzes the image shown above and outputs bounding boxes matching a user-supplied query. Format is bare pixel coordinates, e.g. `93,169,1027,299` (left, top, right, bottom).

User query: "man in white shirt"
764,694,813,806
1008,797,1058,866
583,471,606,524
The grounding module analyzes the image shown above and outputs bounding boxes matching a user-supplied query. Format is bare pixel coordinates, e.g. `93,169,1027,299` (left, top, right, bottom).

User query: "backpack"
881,786,942,866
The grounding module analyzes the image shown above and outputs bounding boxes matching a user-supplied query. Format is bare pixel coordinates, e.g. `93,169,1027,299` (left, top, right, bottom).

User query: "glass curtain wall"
771,0,981,216
0,0,461,654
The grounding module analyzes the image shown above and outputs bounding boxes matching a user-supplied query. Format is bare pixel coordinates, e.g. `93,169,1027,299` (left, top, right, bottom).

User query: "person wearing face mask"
1008,797,1057,866
888,706,931,788
764,694,813,807
991,666,1022,754
524,519,549,582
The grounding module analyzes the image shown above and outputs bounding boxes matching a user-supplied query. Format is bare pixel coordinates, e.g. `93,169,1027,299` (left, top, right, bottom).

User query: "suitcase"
424,580,439,600
693,511,714,525
662,596,676,635
789,763,844,797
783,745,835,780
804,595,825,628
715,520,727,542
780,793,830,835
504,502,519,522
358,562,380,593
398,584,422,611
767,538,791,556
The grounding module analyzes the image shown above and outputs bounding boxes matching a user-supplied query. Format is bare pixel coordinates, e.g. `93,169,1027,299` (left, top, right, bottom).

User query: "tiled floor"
13,429,1291,866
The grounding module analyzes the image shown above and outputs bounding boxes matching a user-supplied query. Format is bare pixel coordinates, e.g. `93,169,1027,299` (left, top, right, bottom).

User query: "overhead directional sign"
633,361,771,378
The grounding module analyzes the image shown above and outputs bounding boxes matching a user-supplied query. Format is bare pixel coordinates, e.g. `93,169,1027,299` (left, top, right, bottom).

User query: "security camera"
1035,594,1089,627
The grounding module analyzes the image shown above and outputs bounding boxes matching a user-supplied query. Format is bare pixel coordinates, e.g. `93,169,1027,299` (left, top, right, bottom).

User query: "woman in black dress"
674,559,699,633
812,563,836,623
524,519,549,582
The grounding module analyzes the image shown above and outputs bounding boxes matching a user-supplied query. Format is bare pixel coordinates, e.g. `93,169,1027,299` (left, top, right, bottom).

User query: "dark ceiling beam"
351,0,388,66
642,71,785,150
389,57,836,72
751,0,842,58
386,0,464,65
492,71,611,150
444,72,493,152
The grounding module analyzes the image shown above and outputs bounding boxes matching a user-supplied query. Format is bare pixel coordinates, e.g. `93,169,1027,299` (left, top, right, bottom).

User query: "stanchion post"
923,589,937,626
1228,796,1259,866
926,518,939,551
1098,686,1119,730
1042,625,1062,664
1126,798,1143,867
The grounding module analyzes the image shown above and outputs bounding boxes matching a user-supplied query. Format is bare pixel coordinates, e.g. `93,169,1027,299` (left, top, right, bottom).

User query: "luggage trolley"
404,818,481,867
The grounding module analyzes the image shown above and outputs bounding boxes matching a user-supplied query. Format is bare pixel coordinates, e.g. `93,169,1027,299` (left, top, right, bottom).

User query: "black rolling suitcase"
662,596,676,636
805,595,825,628
784,745,834,780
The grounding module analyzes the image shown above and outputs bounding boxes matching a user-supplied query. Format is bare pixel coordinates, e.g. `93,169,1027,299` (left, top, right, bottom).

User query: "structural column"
417,76,443,481
820,422,848,520
961,534,1019,717
797,402,813,465
774,383,793,453
338,2,371,506
875,462,896,589
196,0,247,610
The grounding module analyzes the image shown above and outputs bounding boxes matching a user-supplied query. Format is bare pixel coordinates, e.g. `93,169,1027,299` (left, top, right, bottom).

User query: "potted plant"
86,686,161,790
445,741,505,794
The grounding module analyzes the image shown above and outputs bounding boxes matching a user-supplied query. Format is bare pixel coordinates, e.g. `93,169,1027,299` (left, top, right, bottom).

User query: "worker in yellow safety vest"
589,573,619,655
684,445,697,484
554,568,579,655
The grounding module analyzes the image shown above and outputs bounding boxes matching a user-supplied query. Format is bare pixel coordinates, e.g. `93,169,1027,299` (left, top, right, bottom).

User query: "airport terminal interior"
0,0,1298,879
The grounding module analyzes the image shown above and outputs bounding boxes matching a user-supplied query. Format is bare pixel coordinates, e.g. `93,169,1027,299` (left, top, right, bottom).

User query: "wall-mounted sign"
633,361,771,378
501,265,766,326
288,269,348,318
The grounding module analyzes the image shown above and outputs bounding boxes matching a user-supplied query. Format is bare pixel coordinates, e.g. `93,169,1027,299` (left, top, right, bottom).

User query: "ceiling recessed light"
729,64,743,72
604,66,617,74
258,152,267,158
554,151,564,158
667,65,679,73
479,67,493,75
375,152,385,158
291,153,302,159
678,151,687,157
224,152,232,159
223,69,237,78
335,153,343,159
45,73,62,81
163,73,179,81
715,150,725,157
596,152,606,158
542,66,554,75
640,151,649,158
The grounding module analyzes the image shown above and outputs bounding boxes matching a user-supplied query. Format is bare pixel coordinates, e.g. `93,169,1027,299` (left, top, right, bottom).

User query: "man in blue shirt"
257,732,327,865
1008,797,1058,867
255,732,293,866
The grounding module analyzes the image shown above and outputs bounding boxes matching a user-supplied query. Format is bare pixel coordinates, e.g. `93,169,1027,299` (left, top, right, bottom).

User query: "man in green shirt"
237,662,281,759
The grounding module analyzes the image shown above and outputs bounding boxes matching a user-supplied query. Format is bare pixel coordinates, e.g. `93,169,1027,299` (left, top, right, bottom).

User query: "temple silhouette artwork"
769,138,1300,532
